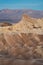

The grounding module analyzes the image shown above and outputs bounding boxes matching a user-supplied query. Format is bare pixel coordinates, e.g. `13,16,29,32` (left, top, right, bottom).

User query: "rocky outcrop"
0,15,43,65
0,33,43,59
0,33,43,65
0,14,43,34
12,14,43,34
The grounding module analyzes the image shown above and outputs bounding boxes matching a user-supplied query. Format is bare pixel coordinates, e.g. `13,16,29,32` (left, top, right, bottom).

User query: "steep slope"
0,33,43,59
12,14,43,34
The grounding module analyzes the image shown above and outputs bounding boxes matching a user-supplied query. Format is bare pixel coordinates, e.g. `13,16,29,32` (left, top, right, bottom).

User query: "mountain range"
0,9,43,23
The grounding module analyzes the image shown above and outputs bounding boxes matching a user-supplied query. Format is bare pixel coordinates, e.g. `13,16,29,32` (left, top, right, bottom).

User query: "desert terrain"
0,14,43,65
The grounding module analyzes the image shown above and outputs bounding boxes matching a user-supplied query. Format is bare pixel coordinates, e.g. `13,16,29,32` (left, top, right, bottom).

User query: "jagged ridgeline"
0,14,43,34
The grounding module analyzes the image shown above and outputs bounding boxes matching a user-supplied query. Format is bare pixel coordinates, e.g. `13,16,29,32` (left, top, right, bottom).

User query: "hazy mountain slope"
0,9,43,23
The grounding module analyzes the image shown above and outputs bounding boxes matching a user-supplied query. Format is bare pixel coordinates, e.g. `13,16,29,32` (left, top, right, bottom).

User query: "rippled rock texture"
0,33,43,65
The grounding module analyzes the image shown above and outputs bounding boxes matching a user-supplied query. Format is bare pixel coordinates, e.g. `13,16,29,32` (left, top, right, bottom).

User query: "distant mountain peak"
22,14,31,21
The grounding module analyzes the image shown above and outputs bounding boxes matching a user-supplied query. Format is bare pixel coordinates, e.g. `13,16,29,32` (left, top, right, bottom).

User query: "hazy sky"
0,0,43,10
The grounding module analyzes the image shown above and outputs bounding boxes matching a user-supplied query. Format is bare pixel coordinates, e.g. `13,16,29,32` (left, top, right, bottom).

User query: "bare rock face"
0,15,43,65
0,33,43,65
12,14,43,34
0,33,43,59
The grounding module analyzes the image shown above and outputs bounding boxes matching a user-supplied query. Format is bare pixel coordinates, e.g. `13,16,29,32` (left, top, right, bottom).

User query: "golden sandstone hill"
0,15,43,65
13,14,43,34
0,14,43,34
